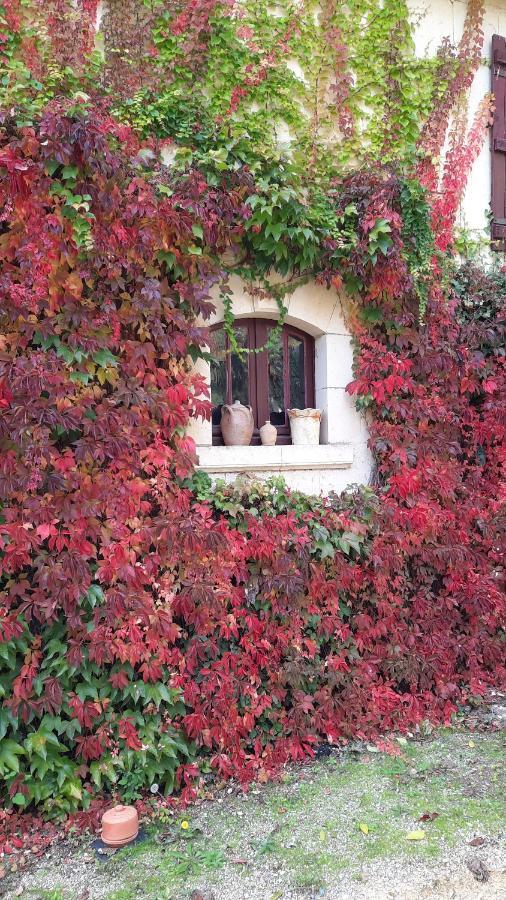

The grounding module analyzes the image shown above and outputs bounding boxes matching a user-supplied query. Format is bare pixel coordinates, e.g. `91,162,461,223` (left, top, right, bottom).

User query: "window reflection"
209,319,314,444
268,329,285,426
210,325,250,425
210,328,226,427
231,325,249,408
289,335,305,410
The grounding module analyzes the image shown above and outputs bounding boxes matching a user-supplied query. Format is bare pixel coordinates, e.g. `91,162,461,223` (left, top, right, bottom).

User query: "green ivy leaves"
108,0,448,178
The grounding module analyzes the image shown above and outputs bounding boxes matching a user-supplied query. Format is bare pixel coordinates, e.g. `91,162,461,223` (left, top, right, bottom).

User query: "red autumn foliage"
430,96,494,252
417,0,486,191
0,102,504,859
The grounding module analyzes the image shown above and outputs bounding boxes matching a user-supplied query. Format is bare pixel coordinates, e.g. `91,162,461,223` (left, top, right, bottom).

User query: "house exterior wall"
97,0,503,247
410,0,506,243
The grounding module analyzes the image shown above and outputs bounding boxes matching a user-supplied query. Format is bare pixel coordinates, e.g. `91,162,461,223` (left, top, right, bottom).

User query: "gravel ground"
2,720,505,900
7,842,506,900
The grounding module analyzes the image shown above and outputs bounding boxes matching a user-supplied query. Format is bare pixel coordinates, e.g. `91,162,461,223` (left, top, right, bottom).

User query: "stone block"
315,334,355,391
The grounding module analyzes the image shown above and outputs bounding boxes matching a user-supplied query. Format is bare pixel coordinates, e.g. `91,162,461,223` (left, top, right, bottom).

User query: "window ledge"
196,443,354,473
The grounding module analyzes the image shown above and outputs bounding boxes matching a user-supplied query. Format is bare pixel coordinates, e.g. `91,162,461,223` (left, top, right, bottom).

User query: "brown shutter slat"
491,34,506,249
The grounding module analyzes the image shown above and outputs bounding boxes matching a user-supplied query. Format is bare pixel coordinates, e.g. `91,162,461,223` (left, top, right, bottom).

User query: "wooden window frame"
492,34,506,250
210,319,315,446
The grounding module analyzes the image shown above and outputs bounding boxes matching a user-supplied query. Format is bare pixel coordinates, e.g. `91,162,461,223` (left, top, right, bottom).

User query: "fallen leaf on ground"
466,857,490,882
468,837,486,847
468,740,476,748
359,823,369,834
406,829,426,840
419,811,439,822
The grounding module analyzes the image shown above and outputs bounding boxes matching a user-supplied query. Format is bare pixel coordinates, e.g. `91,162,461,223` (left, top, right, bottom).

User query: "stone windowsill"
196,443,353,473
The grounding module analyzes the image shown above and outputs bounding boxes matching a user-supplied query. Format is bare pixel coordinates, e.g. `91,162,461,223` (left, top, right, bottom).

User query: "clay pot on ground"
287,408,322,445
101,805,139,848
220,400,254,446
259,420,277,446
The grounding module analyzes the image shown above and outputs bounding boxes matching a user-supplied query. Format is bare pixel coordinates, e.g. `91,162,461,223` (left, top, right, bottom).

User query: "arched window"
209,319,315,445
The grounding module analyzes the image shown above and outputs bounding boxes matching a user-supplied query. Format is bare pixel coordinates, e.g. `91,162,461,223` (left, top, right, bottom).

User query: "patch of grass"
104,890,134,900
25,891,66,900
18,729,506,900
287,849,332,891
106,837,227,899
256,730,506,879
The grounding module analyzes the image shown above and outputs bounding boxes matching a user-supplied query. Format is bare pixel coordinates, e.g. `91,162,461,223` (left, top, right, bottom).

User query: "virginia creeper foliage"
0,0,504,844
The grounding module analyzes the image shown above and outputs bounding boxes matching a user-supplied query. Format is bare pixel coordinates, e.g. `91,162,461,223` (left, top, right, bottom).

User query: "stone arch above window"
207,275,348,337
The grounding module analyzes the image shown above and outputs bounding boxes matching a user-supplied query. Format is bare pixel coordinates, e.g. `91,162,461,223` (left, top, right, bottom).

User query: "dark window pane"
210,327,227,425
231,325,249,407
289,335,305,409
268,329,285,426
211,319,313,445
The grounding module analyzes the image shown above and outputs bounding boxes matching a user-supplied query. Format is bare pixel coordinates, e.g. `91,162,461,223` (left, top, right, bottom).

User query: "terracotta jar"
287,408,322,445
220,400,254,446
259,420,277,446
101,805,139,848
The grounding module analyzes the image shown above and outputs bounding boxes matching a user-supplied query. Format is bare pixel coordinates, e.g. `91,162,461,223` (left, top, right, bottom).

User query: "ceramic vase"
220,400,254,446
101,805,139,848
287,408,322,445
259,420,277,446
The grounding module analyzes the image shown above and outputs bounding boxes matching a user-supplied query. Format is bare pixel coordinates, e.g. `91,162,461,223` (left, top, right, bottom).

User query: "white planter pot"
288,408,322,445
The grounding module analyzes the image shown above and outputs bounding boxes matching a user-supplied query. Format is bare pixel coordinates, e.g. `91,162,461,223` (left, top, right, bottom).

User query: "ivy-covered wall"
1,2,492,191
0,0,504,834
410,0,505,247
97,0,501,249
2,0,499,274
0,0,498,498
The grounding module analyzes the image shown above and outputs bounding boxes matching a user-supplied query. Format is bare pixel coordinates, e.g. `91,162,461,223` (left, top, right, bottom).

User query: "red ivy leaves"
68,695,102,730
417,0,486,192
0,103,504,821
118,718,143,752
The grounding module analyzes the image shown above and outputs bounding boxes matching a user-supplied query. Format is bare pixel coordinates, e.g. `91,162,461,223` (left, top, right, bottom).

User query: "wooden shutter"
492,35,506,249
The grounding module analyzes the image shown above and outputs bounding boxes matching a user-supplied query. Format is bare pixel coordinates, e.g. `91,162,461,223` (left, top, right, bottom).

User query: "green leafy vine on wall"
109,0,449,175
0,0,490,331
